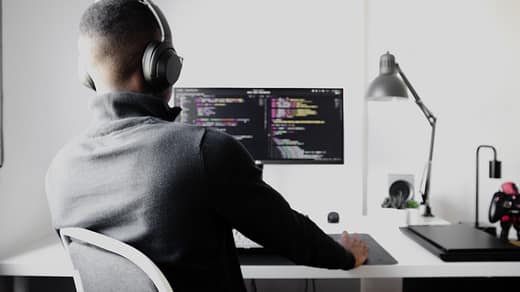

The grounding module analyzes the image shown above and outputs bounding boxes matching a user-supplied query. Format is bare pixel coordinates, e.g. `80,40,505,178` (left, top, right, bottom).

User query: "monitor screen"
173,88,344,164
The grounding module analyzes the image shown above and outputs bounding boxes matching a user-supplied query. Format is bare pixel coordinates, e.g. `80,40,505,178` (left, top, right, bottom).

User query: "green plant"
406,200,420,209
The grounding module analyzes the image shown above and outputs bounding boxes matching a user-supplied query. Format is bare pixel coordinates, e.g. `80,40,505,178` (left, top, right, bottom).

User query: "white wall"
366,0,520,228
0,0,91,255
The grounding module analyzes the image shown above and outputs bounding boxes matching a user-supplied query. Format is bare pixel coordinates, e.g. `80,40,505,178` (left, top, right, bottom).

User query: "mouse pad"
238,233,397,266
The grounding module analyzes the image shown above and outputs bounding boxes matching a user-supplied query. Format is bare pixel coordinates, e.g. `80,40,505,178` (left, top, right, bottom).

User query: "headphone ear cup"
162,49,182,86
142,41,159,86
142,41,182,91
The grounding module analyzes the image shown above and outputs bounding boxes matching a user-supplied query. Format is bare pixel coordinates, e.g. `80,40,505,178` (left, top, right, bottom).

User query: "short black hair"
80,0,160,84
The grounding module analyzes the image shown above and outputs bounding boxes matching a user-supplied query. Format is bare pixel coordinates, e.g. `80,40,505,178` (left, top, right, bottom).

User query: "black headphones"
81,0,183,92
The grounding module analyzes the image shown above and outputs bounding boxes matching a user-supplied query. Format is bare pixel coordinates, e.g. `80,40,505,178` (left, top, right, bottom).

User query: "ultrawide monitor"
174,88,344,164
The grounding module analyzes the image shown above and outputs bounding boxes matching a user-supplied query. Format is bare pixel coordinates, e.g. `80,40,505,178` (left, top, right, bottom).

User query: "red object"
501,182,519,195
502,215,511,222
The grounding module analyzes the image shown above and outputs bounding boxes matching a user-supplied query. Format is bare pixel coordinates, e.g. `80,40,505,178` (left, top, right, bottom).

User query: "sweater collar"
89,92,180,122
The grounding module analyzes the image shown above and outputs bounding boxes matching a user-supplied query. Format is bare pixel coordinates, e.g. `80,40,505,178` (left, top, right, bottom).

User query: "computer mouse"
328,212,340,224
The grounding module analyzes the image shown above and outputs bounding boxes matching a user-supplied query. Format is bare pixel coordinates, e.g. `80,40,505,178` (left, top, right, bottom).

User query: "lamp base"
422,205,434,217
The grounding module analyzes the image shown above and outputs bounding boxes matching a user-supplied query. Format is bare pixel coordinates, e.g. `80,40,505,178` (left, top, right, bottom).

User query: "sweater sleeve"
201,129,355,270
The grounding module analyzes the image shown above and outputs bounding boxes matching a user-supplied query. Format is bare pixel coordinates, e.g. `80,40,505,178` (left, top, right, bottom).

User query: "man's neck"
92,70,171,102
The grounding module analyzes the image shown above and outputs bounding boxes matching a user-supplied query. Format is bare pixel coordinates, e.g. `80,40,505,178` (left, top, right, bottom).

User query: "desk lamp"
475,145,501,230
367,52,437,217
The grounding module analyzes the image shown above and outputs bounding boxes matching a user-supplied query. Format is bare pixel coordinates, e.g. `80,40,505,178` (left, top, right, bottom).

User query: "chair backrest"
60,227,173,292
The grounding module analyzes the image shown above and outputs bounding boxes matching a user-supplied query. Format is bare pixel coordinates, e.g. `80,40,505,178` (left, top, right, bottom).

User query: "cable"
251,279,257,292
312,279,316,292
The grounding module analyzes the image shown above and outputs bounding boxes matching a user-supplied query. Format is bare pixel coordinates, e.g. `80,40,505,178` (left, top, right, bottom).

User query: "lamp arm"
396,64,437,126
396,64,437,216
422,121,435,217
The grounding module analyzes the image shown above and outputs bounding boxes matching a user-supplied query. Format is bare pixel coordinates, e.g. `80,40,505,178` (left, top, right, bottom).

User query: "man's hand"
340,231,368,268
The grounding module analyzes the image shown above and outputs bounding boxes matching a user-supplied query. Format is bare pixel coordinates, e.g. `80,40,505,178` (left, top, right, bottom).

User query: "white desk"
1,214,520,280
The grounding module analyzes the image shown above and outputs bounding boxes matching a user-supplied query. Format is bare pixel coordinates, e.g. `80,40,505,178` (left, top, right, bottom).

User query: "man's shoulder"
157,121,207,140
47,122,208,179
200,128,249,156
201,127,236,144
200,128,255,168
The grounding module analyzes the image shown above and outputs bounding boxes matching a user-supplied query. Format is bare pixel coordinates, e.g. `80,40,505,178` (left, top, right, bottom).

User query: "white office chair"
60,227,174,292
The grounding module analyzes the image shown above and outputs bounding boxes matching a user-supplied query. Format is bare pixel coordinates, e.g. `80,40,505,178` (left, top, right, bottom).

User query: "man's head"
79,0,169,97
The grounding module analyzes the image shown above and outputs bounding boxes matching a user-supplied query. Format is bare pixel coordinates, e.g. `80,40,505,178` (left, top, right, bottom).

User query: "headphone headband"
139,0,172,43
93,0,172,43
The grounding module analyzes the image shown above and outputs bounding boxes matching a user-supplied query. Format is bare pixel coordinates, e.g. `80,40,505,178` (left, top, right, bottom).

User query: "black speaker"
382,174,414,209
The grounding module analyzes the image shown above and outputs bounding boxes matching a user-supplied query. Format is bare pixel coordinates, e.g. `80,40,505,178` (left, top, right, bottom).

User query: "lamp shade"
366,52,409,101
489,160,502,179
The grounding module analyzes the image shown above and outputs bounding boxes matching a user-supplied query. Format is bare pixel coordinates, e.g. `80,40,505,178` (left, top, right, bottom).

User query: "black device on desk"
237,234,397,266
401,224,520,262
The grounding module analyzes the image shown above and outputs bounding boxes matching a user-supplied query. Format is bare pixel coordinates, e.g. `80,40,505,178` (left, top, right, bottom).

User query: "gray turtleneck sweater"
45,92,354,292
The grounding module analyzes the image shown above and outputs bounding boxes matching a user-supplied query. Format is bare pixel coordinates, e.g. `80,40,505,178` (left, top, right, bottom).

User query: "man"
45,1,367,291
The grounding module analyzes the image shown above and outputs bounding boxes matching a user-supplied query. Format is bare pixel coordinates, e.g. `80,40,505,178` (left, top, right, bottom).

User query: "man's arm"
201,130,358,270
